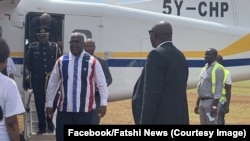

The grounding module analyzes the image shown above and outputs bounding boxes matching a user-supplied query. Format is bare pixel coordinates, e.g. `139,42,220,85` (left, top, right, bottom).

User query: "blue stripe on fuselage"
11,57,250,67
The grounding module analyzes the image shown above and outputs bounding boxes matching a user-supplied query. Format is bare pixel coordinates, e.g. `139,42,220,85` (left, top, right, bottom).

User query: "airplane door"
64,15,101,52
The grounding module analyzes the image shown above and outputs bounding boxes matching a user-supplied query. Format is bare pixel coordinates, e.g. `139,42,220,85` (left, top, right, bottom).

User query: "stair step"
24,90,56,141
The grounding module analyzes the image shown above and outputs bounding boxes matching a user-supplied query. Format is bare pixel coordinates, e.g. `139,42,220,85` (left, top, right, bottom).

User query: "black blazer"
95,56,112,86
132,67,145,124
133,42,189,124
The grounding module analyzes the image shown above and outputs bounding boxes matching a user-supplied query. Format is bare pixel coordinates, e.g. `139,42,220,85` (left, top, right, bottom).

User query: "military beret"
36,27,50,35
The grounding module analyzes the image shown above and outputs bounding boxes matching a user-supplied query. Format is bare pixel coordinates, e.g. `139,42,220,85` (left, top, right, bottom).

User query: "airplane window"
0,26,2,37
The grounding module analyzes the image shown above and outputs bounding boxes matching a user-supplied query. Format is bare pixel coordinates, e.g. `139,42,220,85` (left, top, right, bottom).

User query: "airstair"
23,89,56,141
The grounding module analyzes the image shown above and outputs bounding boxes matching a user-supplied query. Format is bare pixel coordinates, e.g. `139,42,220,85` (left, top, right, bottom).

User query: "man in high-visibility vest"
194,48,224,125
216,55,232,125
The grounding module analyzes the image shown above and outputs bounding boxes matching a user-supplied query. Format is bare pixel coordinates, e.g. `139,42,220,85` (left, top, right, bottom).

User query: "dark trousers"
33,82,46,130
56,111,93,141
91,91,101,124
217,102,227,125
33,80,60,131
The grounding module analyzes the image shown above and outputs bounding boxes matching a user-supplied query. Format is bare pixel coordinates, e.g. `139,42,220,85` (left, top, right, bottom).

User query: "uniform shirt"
197,61,224,99
220,69,232,103
0,73,25,141
46,51,108,112
26,42,60,81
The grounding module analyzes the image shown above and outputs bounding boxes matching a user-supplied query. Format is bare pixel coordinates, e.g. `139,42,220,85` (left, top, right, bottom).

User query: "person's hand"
46,107,53,119
25,75,30,82
225,107,229,114
194,106,199,114
98,106,107,118
210,107,217,118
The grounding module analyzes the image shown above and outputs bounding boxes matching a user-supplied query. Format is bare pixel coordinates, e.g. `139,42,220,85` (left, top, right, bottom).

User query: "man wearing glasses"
132,21,189,124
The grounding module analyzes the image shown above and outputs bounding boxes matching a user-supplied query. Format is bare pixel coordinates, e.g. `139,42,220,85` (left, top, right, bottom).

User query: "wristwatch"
212,106,217,109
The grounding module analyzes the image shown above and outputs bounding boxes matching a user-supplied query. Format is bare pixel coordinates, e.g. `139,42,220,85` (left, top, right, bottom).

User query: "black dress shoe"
37,129,46,134
47,117,55,131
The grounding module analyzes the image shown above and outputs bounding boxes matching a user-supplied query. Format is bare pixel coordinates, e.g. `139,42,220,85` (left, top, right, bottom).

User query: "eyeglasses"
148,30,156,35
69,40,81,44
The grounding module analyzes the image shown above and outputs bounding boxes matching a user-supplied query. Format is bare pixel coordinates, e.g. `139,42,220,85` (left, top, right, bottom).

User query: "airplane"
1,0,249,100
0,0,250,140
117,0,250,27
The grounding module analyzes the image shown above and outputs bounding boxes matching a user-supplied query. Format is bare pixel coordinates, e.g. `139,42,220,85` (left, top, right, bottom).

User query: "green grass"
188,80,250,124
100,80,250,125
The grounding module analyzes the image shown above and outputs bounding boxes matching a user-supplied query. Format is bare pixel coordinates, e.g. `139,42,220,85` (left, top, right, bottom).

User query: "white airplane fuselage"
0,0,250,101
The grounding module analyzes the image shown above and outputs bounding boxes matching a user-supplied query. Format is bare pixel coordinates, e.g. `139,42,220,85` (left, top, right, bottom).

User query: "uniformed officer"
29,13,63,49
25,27,61,134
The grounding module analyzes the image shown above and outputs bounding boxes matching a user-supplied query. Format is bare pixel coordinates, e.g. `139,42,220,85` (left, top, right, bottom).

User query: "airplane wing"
0,0,20,7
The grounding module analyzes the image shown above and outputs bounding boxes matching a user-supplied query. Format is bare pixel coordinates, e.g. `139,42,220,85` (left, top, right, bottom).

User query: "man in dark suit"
84,38,112,124
132,21,189,124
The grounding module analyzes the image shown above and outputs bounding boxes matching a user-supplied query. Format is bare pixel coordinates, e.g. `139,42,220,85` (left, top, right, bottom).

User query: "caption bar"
64,125,249,139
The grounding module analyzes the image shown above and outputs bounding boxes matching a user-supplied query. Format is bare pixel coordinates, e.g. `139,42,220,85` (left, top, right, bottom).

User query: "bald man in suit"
132,21,189,124
84,39,112,124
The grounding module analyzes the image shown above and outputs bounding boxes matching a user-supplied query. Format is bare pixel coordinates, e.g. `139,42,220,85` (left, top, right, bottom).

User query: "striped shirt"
46,51,108,112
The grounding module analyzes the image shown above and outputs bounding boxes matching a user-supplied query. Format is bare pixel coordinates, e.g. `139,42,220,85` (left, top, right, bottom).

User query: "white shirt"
0,73,25,141
156,41,172,48
7,57,17,76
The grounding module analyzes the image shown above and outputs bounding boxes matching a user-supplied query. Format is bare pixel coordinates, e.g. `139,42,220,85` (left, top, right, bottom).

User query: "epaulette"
50,42,58,47
28,42,39,48
50,42,61,59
